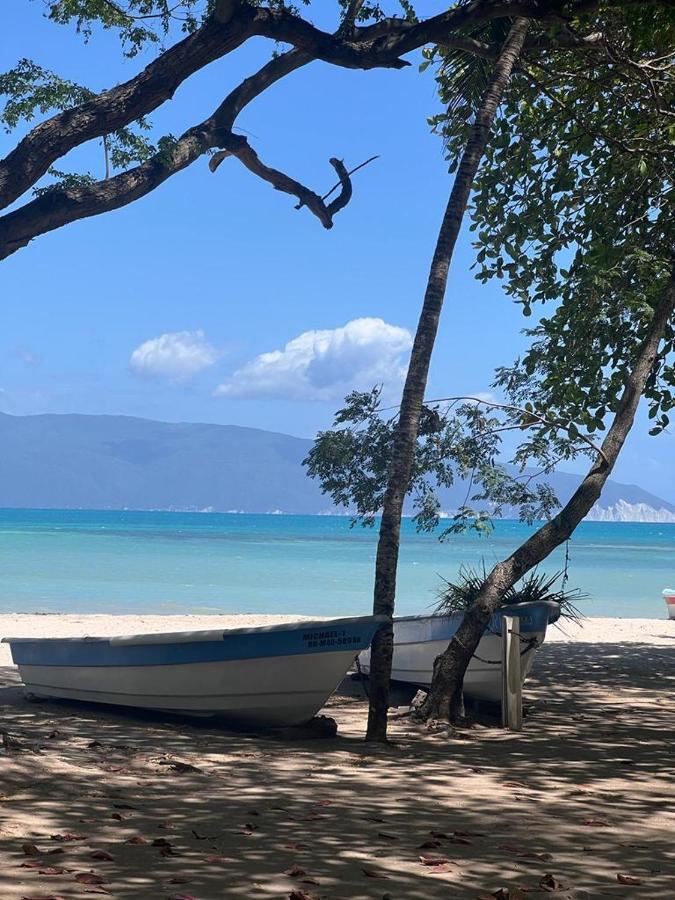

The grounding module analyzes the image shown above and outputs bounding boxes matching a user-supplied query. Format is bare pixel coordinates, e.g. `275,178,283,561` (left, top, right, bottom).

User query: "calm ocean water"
0,509,672,618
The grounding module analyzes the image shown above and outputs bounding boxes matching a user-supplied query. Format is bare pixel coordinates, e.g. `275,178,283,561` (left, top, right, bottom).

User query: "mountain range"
1,411,673,522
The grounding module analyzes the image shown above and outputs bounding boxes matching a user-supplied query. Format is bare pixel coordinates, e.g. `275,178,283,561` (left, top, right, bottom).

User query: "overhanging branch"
0,0,632,215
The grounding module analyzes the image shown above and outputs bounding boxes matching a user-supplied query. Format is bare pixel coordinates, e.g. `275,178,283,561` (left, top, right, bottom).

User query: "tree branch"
0,47,362,256
0,0,632,214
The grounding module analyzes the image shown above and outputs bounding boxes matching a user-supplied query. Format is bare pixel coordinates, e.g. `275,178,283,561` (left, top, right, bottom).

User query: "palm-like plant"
435,566,585,624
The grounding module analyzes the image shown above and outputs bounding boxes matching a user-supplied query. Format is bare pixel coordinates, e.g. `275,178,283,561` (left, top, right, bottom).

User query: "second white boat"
358,600,560,703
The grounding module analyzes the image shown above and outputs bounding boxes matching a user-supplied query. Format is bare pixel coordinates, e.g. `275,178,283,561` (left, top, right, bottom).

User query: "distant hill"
0,411,673,522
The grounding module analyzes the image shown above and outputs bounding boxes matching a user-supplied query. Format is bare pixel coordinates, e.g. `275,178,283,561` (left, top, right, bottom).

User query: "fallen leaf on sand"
478,889,526,900
74,873,108,885
617,874,642,885
20,862,43,869
21,895,67,899
22,843,40,856
159,760,203,775
51,832,85,842
419,854,450,867
167,895,197,900
38,868,65,876
288,892,314,900
125,836,148,845
497,844,552,861
285,865,308,877
110,813,124,821
89,851,114,861
539,873,564,892
362,867,390,879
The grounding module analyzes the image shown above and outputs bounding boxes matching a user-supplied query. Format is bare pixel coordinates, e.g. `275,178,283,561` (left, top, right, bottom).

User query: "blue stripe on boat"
6,618,383,668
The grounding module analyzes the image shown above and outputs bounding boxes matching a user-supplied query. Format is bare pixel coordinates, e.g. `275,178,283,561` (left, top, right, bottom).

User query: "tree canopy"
3,1,673,259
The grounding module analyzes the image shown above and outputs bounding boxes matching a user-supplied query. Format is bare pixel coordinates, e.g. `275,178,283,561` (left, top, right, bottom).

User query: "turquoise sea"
0,509,672,619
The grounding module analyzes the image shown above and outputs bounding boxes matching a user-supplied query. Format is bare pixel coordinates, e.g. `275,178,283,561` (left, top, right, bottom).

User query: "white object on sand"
2,615,385,727
664,589,675,620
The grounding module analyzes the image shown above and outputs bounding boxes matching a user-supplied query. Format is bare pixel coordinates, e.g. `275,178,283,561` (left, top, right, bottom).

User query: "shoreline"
1,612,672,666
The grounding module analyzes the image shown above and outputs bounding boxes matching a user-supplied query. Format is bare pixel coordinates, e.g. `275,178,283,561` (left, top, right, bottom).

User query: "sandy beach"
1,614,673,898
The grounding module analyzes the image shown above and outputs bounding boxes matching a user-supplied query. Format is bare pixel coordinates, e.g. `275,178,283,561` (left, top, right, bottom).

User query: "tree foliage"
430,4,675,442
4,1,672,258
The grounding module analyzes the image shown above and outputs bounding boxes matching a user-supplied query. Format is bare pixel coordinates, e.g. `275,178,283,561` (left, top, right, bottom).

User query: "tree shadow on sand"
0,638,673,899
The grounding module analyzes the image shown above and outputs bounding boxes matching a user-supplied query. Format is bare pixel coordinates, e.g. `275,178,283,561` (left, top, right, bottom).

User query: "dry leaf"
125,836,148,845
419,854,451,867
617,874,642,885
285,865,308,877
89,851,114,861
160,760,203,775
74,873,108,885
20,895,67,899
539,873,563,892
38,868,65,876
22,843,40,856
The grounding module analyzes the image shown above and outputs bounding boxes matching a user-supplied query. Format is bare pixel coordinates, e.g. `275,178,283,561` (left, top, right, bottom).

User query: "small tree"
308,2,675,729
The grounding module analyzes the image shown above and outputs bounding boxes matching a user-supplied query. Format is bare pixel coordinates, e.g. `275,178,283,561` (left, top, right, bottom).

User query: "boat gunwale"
2,613,388,646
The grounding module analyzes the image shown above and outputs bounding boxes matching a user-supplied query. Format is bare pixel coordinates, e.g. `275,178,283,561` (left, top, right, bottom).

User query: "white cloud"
129,331,219,381
215,317,412,401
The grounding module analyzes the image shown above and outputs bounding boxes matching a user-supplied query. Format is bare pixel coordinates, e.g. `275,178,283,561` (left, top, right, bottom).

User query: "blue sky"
2,1,673,502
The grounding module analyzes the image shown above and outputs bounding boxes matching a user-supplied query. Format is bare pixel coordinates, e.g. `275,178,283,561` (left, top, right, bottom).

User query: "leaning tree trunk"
418,270,675,723
365,17,531,742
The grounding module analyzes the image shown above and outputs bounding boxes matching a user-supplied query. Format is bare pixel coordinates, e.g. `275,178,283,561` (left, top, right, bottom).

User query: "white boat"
2,615,385,727
664,589,675,620
358,601,560,703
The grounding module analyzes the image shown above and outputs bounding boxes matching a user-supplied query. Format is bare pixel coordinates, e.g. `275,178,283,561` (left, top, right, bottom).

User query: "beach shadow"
0,640,673,899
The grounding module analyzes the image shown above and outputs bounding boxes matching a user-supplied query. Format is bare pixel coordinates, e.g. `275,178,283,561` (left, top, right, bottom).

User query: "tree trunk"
365,17,531,742
419,270,675,722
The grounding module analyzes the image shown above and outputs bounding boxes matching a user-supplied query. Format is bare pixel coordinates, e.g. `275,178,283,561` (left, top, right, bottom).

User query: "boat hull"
3,616,385,727
358,601,559,704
